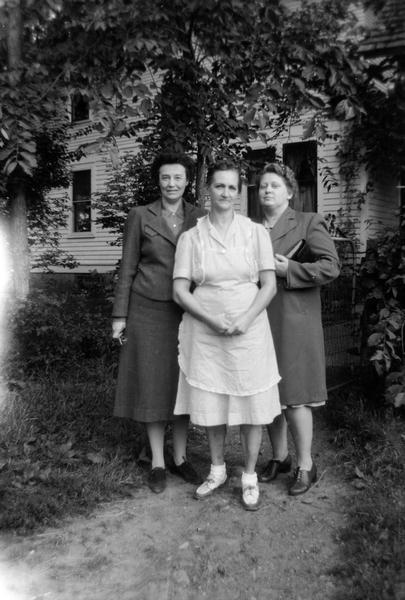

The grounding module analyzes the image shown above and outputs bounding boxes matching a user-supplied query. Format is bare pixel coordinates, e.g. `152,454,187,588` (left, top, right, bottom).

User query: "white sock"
241,471,258,487
210,463,226,478
298,460,313,471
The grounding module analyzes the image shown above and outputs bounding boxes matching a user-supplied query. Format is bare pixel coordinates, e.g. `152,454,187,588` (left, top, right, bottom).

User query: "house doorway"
283,141,317,212
245,147,276,220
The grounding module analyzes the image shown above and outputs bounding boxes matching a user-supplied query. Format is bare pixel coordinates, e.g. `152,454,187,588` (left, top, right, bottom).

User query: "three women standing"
172,160,281,510
112,152,205,494
257,163,340,495
112,153,339,504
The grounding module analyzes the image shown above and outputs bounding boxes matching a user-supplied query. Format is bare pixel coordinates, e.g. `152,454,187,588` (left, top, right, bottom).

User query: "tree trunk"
195,146,207,208
9,183,29,300
7,0,30,300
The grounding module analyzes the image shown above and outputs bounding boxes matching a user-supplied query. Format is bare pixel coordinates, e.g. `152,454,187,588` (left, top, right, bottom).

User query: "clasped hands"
211,312,249,336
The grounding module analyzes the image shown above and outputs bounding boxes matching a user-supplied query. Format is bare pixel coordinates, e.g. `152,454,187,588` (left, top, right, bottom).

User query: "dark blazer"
266,207,340,405
112,199,205,318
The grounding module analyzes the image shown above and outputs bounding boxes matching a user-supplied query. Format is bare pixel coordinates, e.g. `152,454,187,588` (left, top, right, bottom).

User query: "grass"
324,386,405,600
0,363,147,533
1,356,404,600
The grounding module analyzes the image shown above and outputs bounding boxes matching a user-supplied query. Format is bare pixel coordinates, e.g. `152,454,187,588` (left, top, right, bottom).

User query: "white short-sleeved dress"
173,214,281,426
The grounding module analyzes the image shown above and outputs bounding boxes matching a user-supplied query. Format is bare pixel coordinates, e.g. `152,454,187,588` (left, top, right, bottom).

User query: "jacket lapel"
146,200,177,245
271,206,297,243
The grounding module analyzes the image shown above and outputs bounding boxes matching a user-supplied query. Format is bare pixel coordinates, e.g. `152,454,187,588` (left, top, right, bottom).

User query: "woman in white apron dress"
172,159,281,511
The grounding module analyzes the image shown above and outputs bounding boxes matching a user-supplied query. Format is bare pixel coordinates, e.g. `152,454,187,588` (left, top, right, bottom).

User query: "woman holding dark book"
257,162,339,495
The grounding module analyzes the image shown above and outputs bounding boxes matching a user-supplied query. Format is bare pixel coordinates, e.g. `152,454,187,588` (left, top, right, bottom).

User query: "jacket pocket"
143,224,158,237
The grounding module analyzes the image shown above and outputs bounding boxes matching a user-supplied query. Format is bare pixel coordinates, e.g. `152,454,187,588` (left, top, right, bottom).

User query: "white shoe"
241,482,261,511
194,469,227,500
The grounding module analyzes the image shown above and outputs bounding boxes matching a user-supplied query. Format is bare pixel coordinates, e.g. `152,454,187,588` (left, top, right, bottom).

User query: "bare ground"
0,413,356,600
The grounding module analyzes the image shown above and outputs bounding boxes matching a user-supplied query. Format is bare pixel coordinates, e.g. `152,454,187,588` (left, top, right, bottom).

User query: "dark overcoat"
112,199,205,422
112,199,205,317
267,207,340,406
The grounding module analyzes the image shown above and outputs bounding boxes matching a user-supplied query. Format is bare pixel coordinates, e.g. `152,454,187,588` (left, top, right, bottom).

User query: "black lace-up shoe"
170,461,202,485
148,467,166,493
288,463,317,496
258,454,292,483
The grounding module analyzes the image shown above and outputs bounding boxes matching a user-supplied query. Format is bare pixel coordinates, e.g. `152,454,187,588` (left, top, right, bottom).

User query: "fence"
322,237,359,390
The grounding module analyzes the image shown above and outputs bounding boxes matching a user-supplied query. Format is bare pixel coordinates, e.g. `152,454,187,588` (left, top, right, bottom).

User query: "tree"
117,0,370,195
1,0,388,295
0,0,154,297
1,0,75,297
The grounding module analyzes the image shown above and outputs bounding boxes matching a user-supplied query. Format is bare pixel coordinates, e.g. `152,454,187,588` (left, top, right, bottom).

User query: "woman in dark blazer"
112,152,205,494
257,162,340,495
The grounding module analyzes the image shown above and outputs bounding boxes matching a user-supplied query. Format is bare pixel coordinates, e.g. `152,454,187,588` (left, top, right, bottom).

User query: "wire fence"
322,237,359,390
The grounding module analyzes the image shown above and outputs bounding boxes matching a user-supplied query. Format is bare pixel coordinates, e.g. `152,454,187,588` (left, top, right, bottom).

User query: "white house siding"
51,135,140,274
248,119,363,221
41,105,399,274
42,117,389,273
37,72,156,274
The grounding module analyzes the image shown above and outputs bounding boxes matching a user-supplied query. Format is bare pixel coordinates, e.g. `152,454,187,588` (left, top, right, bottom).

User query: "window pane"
71,93,89,122
73,171,91,232
283,141,317,212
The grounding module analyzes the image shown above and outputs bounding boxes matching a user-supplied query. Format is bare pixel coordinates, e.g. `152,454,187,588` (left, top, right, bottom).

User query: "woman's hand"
225,314,250,336
274,253,289,278
112,318,126,343
208,313,233,335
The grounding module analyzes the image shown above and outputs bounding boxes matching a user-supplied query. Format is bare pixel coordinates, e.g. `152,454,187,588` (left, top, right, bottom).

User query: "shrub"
7,274,118,380
356,228,405,409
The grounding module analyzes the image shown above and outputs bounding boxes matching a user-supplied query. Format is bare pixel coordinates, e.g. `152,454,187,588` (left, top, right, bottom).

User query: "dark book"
285,239,312,262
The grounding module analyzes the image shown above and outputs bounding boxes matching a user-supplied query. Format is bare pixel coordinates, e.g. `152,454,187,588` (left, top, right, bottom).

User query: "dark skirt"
114,293,184,422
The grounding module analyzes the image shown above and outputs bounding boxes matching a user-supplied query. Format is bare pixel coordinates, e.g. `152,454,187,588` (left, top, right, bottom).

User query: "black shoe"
148,467,166,493
170,461,202,485
288,463,317,496
258,454,292,483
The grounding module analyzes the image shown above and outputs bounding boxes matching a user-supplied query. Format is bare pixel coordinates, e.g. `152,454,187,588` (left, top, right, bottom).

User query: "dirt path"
0,414,354,600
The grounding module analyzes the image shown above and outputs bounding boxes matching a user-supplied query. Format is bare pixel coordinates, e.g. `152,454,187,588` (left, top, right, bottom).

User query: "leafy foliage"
94,148,198,244
357,229,405,407
7,276,115,378
0,373,144,532
1,0,374,193
324,388,405,600
1,0,401,282
94,150,161,246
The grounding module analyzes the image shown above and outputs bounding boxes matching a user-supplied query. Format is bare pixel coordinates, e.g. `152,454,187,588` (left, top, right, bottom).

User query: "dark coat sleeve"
112,208,141,318
285,214,340,289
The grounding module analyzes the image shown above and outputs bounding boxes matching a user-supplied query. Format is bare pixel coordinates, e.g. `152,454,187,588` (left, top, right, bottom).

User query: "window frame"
283,140,318,213
70,168,93,236
71,92,90,123
245,147,276,220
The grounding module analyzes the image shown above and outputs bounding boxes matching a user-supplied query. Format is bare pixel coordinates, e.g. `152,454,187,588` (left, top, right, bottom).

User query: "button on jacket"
112,199,205,318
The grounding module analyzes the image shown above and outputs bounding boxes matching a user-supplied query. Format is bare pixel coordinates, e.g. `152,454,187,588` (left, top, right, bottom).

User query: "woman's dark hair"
206,158,242,193
150,152,195,184
257,162,299,201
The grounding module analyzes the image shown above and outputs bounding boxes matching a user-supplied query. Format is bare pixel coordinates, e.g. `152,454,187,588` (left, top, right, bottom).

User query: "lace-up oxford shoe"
170,461,202,485
288,463,317,496
148,467,167,494
258,454,292,483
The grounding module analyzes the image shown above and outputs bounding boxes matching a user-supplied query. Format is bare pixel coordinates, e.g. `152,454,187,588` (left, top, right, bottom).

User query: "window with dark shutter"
283,141,318,213
72,170,91,232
